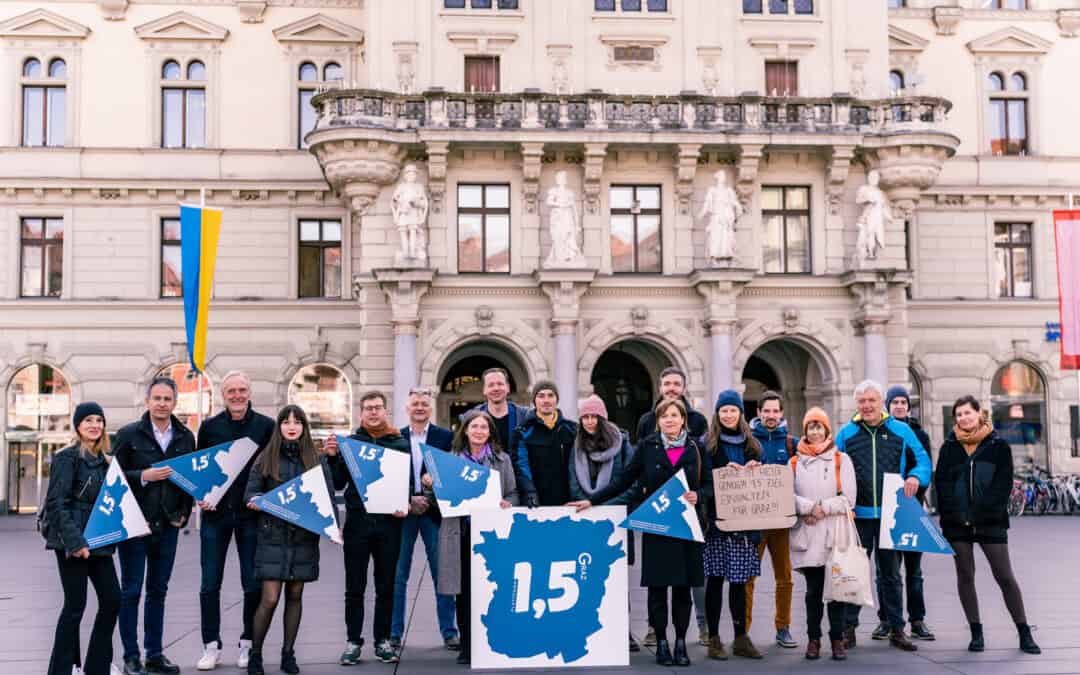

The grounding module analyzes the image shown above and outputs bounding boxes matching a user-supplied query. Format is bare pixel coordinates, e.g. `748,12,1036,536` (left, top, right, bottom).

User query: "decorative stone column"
373,268,435,426
691,267,755,405
844,270,910,388
537,269,596,418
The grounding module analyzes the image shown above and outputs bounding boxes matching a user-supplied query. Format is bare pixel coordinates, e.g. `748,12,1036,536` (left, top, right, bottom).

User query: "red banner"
1053,210,1080,370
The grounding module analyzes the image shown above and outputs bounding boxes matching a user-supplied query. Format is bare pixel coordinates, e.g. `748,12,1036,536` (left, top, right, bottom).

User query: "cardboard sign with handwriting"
712,464,796,532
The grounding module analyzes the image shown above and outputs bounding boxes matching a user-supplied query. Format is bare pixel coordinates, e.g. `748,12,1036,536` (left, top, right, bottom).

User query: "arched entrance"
289,363,352,443
5,363,72,513
590,339,673,442
740,338,837,429
438,341,530,431
991,360,1047,469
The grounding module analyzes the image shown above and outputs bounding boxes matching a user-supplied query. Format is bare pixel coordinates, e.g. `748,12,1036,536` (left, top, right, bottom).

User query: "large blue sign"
337,436,410,514
879,473,954,555
153,437,259,507
470,507,628,669
254,465,342,544
84,460,151,550
620,469,704,543
422,443,503,517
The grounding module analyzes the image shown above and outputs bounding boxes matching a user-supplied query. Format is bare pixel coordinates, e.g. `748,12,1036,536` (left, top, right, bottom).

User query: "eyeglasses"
408,388,433,397
361,404,386,413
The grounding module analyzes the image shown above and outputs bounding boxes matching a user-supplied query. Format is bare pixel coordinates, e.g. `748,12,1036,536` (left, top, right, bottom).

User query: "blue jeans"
118,526,179,661
200,510,259,646
845,518,903,632
391,512,457,640
877,550,926,624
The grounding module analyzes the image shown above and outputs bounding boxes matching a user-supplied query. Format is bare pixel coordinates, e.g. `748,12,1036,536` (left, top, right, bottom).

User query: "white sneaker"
71,666,83,675
197,642,221,670
110,665,123,675
237,639,252,668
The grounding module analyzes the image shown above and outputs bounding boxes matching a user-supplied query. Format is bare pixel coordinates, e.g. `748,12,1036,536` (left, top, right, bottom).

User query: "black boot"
673,639,691,667
281,648,299,674
247,649,264,675
655,639,674,666
968,623,984,652
1018,623,1041,655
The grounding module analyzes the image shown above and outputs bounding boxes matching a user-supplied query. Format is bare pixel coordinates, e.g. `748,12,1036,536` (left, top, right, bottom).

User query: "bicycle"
1008,478,1026,517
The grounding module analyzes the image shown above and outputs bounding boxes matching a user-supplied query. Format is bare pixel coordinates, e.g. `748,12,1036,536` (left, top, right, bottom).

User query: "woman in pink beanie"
568,394,641,652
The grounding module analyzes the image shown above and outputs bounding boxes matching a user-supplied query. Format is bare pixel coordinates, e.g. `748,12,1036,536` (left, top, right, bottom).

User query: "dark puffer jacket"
244,443,335,582
894,416,932,503
934,430,1013,540
834,413,931,519
196,404,275,519
510,409,577,506
112,413,196,532
44,444,115,557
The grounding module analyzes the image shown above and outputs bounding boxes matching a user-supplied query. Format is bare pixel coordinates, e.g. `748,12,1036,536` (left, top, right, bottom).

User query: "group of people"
44,366,1042,675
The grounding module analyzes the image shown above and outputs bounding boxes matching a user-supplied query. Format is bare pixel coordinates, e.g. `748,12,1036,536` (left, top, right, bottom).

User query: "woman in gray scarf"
567,394,641,652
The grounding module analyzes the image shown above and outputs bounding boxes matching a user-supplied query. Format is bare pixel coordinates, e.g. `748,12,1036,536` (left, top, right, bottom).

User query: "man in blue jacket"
745,390,797,649
391,388,458,651
834,380,931,653
510,380,577,507
471,367,526,452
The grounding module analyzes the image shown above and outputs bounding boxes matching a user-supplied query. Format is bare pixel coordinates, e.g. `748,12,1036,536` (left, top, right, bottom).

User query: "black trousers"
647,586,692,641
802,566,847,642
343,511,403,645
456,520,473,658
48,551,121,675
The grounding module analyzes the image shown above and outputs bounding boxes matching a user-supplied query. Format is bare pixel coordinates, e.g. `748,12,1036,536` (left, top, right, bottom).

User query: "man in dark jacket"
510,380,576,507
470,367,526,451
835,380,931,653
194,371,275,671
869,385,935,642
635,366,708,444
325,391,409,665
745,391,797,649
113,376,196,675
391,388,458,650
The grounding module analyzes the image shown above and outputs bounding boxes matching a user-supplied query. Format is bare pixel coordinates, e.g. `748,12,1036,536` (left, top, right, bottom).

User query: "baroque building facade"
1,0,1078,513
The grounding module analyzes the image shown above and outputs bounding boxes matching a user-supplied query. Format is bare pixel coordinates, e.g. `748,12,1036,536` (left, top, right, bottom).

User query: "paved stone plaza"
3,515,1077,675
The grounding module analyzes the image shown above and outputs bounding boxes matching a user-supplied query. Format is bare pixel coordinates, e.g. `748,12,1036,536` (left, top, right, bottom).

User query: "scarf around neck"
539,410,559,430
661,429,688,449
574,423,622,496
955,411,992,454
797,437,835,457
464,442,494,466
363,419,399,440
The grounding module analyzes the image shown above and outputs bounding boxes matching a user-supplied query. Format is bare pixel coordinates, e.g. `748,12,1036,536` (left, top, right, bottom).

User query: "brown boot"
889,629,918,652
707,635,728,661
831,639,848,661
732,635,763,659
805,639,821,660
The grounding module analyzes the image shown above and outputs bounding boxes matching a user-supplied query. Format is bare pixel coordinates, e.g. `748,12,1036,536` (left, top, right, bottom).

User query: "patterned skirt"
703,529,761,583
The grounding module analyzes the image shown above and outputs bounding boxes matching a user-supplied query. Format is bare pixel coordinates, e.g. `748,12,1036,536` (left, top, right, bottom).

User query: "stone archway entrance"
437,340,531,431
740,338,838,428
590,339,674,442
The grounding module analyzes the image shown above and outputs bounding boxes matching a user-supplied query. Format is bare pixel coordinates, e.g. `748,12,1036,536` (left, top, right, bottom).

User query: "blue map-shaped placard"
879,473,954,555
153,437,259,507
84,460,151,550
620,469,704,543
422,444,502,517
337,436,410,514
470,507,629,669
254,465,343,544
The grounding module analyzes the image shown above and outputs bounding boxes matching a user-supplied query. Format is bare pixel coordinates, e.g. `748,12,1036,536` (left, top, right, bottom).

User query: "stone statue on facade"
855,169,891,265
699,171,743,262
544,170,587,268
391,164,429,266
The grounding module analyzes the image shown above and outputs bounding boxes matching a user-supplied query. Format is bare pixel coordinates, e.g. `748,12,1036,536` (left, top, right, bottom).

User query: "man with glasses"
194,371,275,671
114,377,197,675
390,389,457,651
325,391,410,665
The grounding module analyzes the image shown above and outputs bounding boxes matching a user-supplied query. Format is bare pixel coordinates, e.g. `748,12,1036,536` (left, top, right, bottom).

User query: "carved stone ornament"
675,144,700,216
854,169,891,267
1060,9,1080,38
543,170,587,269
475,305,495,332
781,306,800,333
699,170,742,263
630,306,649,334
311,139,406,216
98,0,129,20
235,0,267,24
391,163,429,267
933,6,963,36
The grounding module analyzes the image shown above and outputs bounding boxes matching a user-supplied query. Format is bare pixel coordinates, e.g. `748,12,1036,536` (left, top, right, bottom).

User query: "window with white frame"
595,0,669,11
993,222,1033,298
444,0,520,8
296,60,343,149
987,70,1028,156
21,57,66,147
161,59,206,148
982,0,1026,9
744,0,814,15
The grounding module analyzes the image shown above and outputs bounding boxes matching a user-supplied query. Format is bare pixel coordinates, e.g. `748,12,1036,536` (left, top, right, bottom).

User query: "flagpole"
1072,193,1079,437
194,186,208,532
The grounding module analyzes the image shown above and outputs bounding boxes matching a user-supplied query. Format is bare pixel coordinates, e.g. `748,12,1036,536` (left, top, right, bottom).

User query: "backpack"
790,452,843,495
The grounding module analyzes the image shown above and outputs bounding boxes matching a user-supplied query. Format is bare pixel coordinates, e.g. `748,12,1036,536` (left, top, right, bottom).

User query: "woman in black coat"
571,398,706,667
934,395,1039,655
44,402,121,675
244,405,336,675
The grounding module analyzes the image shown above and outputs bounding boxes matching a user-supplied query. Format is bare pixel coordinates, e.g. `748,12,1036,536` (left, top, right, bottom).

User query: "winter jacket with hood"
834,412,931,519
749,417,797,466
44,444,115,557
934,428,1013,539
789,448,857,569
509,408,577,506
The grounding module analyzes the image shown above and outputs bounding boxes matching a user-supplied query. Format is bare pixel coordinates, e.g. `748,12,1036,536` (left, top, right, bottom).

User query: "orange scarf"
362,419,399,440
954,411,992,456
797,437,834,457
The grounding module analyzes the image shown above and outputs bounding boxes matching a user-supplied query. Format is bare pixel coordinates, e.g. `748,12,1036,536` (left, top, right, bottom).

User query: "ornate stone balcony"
310,86,952,137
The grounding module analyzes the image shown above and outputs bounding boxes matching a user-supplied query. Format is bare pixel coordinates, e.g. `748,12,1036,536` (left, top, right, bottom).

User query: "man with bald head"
195,371,275,671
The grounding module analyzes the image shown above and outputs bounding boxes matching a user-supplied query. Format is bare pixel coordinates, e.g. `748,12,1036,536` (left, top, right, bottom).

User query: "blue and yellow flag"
180,204,223,373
